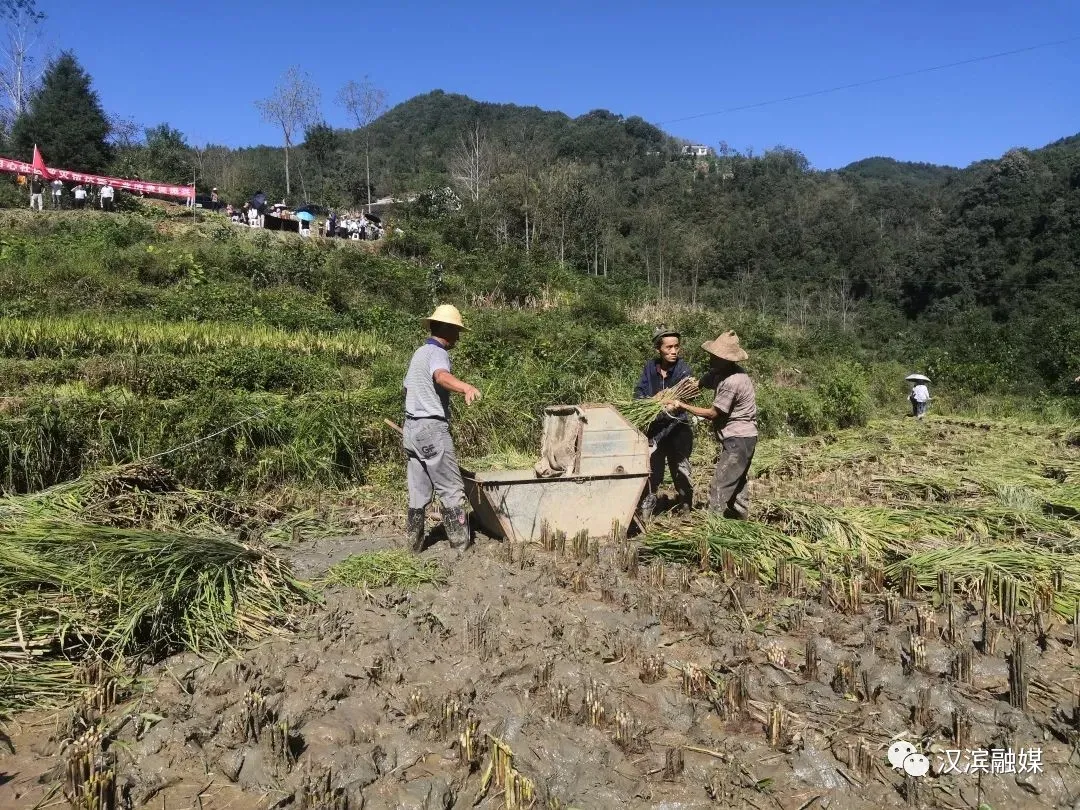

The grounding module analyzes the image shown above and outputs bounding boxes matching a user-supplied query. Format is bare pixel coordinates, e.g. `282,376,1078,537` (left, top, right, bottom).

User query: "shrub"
756,383,827,438
816,361,871,429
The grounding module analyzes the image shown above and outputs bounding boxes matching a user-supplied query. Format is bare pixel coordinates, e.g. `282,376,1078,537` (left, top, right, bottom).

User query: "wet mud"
2,523,1079,809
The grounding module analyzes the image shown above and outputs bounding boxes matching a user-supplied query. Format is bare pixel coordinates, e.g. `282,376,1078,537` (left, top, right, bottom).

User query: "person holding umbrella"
296,209,314,237
907,374,931,419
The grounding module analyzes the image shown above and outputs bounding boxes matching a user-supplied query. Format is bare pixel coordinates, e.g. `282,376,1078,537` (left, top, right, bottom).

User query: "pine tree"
11,51,110,172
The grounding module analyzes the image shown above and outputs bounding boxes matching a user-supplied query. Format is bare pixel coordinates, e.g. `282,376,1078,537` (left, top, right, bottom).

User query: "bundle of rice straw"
615,376,700,432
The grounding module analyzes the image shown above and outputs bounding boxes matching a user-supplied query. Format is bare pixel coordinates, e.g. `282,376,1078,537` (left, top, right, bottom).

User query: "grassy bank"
0,207,969,497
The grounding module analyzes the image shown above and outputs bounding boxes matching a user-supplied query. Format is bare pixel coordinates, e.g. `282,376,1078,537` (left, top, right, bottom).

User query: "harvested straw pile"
463,449,539,472
646,417,1080,614
326,550,444,590
891,544,1080,613
615,377,700,432
0,522,315,715
646,515,814,586
0,462,331,543
645,504,1080,615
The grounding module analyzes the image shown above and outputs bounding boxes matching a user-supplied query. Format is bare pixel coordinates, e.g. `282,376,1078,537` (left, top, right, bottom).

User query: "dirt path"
4,520,1079,809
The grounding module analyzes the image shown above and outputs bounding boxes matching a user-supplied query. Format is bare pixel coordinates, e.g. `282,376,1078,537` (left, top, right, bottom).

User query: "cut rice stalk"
325,550,444,590
614,377,701,433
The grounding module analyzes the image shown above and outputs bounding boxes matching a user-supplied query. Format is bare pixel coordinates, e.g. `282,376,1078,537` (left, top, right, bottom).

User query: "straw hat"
701,330,748,362
422,304,468,331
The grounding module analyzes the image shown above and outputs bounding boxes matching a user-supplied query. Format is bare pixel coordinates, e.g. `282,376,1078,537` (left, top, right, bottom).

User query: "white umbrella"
905,374,931,383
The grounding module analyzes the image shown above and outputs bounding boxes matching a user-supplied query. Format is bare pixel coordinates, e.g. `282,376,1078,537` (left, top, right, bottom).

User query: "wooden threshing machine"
463,404,650,542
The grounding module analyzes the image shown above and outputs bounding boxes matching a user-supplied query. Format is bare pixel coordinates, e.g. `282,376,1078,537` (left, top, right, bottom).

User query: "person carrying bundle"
666,330,757,519
634,327,696,519
402,304,482,553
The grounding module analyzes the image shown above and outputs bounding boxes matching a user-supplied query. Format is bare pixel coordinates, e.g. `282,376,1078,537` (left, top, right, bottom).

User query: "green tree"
11,51,110,172
302,122,339,170
143,123,191,182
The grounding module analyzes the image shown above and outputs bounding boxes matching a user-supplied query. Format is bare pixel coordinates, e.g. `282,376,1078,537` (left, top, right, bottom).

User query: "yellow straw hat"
422,304,468,331
701,330,748,362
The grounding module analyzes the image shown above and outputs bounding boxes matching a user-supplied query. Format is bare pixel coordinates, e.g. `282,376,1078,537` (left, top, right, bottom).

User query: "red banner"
0,154,195,200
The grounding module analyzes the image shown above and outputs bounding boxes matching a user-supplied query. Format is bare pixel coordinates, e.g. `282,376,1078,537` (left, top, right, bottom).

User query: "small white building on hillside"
681,144,712,157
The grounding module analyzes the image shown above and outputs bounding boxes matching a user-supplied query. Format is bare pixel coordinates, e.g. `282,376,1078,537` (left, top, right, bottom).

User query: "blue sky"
41,0,1079,169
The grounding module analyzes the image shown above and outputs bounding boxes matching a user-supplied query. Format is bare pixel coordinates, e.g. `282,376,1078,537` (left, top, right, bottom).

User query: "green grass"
325,550,444,590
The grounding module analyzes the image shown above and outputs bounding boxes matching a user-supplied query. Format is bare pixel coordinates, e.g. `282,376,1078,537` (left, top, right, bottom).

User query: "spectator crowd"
21,172,116,211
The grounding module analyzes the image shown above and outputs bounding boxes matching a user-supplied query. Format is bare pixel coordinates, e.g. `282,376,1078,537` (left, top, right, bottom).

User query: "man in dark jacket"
634,327,695,518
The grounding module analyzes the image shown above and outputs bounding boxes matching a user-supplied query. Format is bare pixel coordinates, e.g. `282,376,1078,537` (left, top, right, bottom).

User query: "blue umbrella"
296,211,315,222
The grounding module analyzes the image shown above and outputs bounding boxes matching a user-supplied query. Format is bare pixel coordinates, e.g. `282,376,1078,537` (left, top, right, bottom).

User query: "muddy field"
3,420,1080,810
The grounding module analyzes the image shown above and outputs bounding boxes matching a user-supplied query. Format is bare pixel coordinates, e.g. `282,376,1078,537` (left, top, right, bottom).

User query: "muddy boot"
674,488,694,515
443,506,472,551
406,508,426,552
639,493,657,521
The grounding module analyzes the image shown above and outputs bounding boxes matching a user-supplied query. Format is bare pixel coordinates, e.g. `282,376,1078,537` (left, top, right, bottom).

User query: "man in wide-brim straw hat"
666,330,757,519
402,304,482,552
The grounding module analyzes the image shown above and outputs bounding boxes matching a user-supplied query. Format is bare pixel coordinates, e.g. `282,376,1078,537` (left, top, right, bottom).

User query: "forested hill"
839,157,959,186
175,90,1080,393
10,54,1076,394
358,90,673,188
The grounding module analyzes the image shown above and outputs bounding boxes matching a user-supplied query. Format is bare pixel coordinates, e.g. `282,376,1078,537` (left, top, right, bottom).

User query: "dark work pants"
649,423,693,505
709,436,757,519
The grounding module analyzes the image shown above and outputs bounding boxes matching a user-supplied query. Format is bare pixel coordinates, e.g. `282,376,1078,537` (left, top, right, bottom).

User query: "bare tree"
734,263,755,312
337,76,387,211
449,120,493,204
0,5,44,131
834,275,855,331
106,114,141,150
256,66,319,197
1,1,42,21
539,161,579,267
684,231,710,307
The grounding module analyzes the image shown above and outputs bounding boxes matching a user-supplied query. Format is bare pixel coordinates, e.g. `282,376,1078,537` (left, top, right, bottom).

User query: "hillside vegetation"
0,205,947,496
116,92,1080,399
4,57,1077,398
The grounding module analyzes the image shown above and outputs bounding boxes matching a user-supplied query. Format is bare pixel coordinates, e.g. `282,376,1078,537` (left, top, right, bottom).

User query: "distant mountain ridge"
347,90,1037,191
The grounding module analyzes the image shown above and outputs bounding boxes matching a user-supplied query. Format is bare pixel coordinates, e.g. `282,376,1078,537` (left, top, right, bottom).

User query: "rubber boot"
406,508,426,552
674,487,694,515
639,493,657,521
443,506,472,551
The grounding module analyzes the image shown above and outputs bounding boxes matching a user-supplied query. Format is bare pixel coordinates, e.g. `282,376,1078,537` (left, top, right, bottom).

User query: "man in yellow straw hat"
666,330,757,519
403,304,482,552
